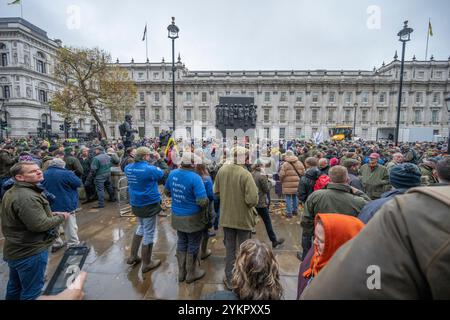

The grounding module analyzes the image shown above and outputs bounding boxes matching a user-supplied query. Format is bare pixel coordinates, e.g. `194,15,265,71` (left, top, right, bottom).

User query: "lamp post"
395,21,413,146
353,102,358,139
445,95,450,154
167,17,179,135
0,98,7,140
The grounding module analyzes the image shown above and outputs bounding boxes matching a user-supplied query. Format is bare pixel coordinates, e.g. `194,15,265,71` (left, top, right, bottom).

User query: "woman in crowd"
297,213,365,298
195,163,214,259
203,239,283,300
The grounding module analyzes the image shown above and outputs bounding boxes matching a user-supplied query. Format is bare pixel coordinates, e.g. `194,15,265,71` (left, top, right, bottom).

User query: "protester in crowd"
107,147,120,167
298,157,321,204
279,150,305,218
86,146,118,209
358,163,422,223
342,158,364,191
1,162,70,300
203,239,283,300
419,158,439,186
251,159,285,248
386,152,404,172
0,144,16,189
125,147,164,272
300,185,450,299
120,147,136,172
195,164,214,260
297,213,364,298
63,147,84,178
433,156,450,186
78,147,96,204
42,150,64,171
318,158,329,176
165,151,209,284
42,158,82,252
402,144,418,164
359,153,390,200
213,146,259,289
300,165,370,260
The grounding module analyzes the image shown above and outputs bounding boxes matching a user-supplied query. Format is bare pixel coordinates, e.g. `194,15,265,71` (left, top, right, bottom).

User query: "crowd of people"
0,132,449,300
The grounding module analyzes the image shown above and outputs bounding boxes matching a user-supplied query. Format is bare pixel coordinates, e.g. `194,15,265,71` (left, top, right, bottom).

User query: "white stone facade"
0,18,97,138
1,18,449,142
119,57,450,141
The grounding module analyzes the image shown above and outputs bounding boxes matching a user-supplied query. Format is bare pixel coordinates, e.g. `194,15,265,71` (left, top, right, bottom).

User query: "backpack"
119,123,126,137
314,174,330,191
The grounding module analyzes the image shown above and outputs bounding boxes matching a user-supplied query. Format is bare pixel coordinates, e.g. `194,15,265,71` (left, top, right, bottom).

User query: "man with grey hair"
318,158,330,176
300,165,370,258
42,158,82,252
386,152,404,172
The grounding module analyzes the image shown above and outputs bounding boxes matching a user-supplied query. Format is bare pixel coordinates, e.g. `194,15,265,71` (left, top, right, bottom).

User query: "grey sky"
1,0,449,71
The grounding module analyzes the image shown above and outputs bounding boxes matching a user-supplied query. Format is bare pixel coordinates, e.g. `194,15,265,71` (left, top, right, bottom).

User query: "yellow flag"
428,21,433,36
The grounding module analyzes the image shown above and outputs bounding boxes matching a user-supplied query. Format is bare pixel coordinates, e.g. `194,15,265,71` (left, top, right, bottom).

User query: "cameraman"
1,162,70,300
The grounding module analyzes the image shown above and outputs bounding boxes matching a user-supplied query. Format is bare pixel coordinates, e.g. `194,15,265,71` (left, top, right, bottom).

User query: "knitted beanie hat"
389,163,422,189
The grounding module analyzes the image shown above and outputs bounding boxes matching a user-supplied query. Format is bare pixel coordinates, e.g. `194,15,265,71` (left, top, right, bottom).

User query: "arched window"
36,51,46,73
1,44,7,66
41,114,49,129
78,118,85,130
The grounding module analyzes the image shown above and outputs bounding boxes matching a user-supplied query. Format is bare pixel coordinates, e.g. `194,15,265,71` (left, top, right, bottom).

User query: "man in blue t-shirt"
164,151,209,284
124,147,164,273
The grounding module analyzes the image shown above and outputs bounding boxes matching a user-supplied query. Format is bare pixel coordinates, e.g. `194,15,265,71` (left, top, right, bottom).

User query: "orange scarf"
303,213,365,278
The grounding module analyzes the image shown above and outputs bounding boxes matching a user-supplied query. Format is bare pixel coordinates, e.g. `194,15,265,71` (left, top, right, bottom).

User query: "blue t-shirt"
125,161,163,207
165,169,207,216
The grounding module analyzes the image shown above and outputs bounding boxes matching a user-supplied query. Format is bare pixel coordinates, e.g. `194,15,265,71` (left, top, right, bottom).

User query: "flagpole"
425,18,430,60
145,22,148,62
20,0,23,19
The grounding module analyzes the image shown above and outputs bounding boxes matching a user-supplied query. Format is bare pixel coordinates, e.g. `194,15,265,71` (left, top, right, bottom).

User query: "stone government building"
1,17,449,141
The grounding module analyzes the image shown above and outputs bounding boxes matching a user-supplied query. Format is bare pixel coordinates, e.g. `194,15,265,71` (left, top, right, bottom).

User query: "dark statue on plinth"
215,97,257,137
120,114,138,148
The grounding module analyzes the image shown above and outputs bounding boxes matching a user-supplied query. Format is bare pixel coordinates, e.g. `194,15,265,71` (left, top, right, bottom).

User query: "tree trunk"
88,103,107,139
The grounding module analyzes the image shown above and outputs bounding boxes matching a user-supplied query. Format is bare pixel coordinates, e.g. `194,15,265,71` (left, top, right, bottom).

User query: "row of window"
138,90,445,105
261,108,440,124
137,107,209,122
139,91,209,103
1,85,48,102
0,52,47,74
133,105,440,125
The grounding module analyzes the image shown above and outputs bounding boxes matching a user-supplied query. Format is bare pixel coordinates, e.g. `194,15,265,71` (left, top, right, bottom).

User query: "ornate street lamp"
353,102,358,139
167,17,179,134
395,20,413,146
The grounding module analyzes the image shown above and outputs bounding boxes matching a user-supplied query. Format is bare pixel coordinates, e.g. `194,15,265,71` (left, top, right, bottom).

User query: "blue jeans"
285,194,298,216
94,173,115,207
135,215,157,245
5,250,49,300
177,230,203,255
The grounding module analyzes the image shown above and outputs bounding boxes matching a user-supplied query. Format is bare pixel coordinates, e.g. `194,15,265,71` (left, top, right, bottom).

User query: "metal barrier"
117,176,133,217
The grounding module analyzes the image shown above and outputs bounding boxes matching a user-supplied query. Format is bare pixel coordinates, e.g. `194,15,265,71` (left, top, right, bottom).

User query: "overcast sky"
1,0,449,71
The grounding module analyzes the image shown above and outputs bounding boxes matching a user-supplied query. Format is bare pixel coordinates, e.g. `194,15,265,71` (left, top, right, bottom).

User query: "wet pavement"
0,202,303,300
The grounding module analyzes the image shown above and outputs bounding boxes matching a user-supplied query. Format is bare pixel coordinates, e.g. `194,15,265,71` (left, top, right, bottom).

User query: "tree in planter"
50,47,137,138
